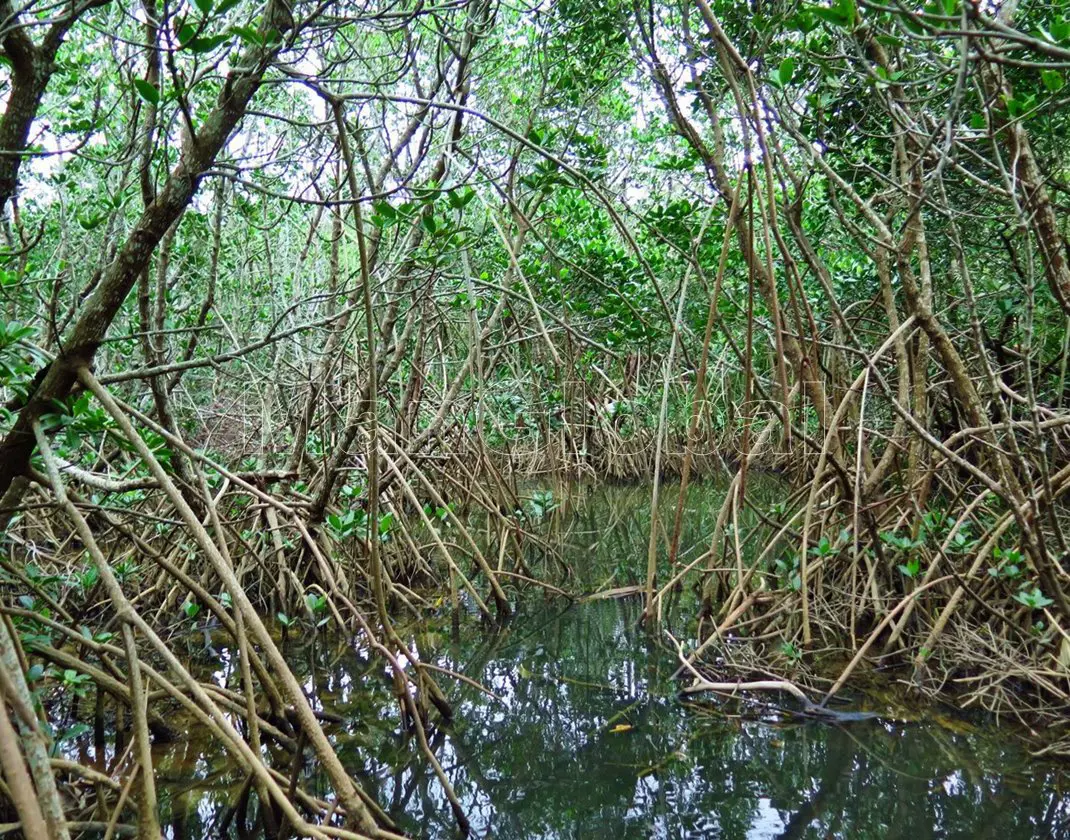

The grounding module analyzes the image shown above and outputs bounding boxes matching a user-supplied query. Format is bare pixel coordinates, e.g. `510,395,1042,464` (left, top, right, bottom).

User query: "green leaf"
378,512,394,535
897,559,920,579
231,25,264,46
812,7,848,26
57,723,91,745
969,112,986,130
370,200,398,228
193,0,213,14
177,22,198,47
1042,70,1065,93
133,79,160,105
810,0,856,28
1014,587,1055,609
187,34,229,53
447,187,476,209
778,57,796,86
790,11,818,33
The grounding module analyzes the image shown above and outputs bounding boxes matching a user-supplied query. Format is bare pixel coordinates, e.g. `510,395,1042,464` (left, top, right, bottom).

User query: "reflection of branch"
419,660,506,703
775,738,852,840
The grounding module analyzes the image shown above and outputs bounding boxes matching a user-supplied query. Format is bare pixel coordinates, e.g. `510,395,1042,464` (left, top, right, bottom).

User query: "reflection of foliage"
124,484,1070,839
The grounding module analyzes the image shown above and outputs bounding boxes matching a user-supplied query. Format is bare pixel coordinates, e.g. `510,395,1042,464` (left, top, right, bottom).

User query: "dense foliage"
3,0,1070,836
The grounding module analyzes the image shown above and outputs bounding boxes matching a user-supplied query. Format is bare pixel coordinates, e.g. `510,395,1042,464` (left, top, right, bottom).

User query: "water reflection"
141,481,1070,838
361,595,1068,839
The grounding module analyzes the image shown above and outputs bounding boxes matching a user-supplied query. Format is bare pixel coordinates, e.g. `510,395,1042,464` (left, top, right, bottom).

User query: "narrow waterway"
71,482,1070,837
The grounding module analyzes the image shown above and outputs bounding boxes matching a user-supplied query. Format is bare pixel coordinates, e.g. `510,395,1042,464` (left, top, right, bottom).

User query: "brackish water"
86,482,1070,837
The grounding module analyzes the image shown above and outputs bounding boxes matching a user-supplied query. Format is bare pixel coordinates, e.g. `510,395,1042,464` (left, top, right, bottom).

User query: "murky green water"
83,482,1070,837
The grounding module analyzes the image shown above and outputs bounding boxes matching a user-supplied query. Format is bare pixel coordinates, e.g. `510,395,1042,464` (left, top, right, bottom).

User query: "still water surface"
139,482,1069,838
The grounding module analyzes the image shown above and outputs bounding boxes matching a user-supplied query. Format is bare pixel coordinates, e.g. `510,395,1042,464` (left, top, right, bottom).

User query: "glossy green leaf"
133,79,160,105
779,57,796,86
